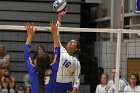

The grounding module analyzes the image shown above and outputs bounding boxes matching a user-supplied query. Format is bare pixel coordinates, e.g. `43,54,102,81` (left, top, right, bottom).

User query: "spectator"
1,69,15,93
108,68,128,93
23,74,31,93
96,73,111,93
124,73,140,93
17,85,25,93
33,44,46,60
0,44,10,77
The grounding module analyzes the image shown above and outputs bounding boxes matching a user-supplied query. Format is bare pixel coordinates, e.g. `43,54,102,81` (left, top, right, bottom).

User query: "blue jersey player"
24,21,60,93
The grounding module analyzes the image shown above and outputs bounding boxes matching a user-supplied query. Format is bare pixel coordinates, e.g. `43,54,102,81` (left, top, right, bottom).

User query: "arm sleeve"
24,44,37,75
24,44,31,60
51,47,60,68
54,47,60,61
73,60,81,89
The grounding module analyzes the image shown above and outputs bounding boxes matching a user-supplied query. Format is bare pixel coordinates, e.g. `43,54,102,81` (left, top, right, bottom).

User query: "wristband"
56,21,61,27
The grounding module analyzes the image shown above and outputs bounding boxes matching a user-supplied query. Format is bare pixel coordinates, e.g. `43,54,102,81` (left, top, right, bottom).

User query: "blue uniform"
24,45,39,93
24,44,61,93
45,45,74,93
24,44,73,93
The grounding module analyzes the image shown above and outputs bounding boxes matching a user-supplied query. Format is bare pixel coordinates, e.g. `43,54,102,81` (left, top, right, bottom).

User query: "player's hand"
50,20,57,35
59,11,66,17
24,23,37,38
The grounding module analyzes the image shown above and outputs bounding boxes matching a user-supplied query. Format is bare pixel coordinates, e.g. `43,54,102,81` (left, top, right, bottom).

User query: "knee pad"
9,88,15,93
1,89,8,93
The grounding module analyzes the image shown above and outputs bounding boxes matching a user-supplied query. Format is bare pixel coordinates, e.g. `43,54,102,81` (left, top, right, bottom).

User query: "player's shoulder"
72,56,79,61
60,44,66,51
108,79,113,84
120,78,128,85
124,85,130,90
97,84,102,88
73,57,80,64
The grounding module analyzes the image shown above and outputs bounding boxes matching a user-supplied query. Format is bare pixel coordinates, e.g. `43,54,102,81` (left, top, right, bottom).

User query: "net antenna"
0,25,140,93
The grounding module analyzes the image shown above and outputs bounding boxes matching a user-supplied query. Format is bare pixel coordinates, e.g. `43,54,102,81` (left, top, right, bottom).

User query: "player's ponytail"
36,53,51,93
75,41,80,54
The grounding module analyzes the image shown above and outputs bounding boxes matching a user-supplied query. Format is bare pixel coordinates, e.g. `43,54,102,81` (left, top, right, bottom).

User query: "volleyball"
53,0,67,12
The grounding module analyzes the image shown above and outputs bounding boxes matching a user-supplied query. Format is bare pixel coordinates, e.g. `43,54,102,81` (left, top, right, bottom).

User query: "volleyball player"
55,11,81,93
24,21,60,93
108,68,128,92
96,73,111,93
124,73,140,93
45,11,81,93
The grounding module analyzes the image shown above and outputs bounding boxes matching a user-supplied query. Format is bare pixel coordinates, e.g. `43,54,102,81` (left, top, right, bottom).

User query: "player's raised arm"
50,20,60,48
57,11,66,27
24,23,37,61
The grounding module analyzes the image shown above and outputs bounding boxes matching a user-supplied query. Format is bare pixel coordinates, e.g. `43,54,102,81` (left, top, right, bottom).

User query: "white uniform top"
124,86,140,93
96,84,106,93
96,84,113,93
108,78,128,92
56,21,81,88
56,44,81,89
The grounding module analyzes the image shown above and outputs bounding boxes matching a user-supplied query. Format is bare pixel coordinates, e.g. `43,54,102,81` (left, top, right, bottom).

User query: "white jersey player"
54,11,81,93
124,73,140,93
108,68,128,93
96,73,111,93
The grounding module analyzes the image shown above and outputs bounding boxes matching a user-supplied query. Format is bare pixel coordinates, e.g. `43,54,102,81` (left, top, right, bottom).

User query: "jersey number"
63,60,71,68
44,76,50,84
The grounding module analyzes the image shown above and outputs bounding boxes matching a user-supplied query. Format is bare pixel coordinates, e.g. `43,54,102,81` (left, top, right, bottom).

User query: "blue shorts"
46,82,72,93
55,82,73,93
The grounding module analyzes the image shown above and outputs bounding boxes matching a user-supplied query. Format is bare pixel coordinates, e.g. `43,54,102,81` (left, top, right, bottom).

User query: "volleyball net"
0,25,140,93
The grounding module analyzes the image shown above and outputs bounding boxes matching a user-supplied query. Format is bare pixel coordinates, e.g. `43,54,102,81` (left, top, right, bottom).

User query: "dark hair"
130,73,139,85
36,53,51,93
33,44,46,59
17,85,25,91
75,41,80,54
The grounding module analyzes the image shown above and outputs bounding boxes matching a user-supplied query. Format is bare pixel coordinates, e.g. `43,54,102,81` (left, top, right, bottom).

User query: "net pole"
115,29,122,93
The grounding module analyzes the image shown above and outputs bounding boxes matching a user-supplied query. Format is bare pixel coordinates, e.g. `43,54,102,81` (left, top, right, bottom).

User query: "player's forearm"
72,87,78,93
57,14,63,23
52,34,60,48
9,82,15,89
2,82,7,88
26,36,33,45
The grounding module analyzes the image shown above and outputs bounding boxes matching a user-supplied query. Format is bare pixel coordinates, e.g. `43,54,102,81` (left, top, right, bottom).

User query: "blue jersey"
24,44,39,93
45,46,73,93
45,47,60,93
24,44,60,93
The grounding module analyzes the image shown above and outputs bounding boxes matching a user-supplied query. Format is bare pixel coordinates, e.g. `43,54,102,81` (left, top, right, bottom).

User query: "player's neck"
130,84,136,89
101,83,106,86
67,49,74,56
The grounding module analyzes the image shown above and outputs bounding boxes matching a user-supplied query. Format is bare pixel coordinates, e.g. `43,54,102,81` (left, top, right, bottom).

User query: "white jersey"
108,78,128,93
96,84,112,93
56,44,81,88
124,86,140,93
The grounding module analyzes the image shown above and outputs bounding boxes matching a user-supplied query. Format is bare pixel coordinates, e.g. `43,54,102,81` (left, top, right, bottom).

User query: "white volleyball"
53,0,67,12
